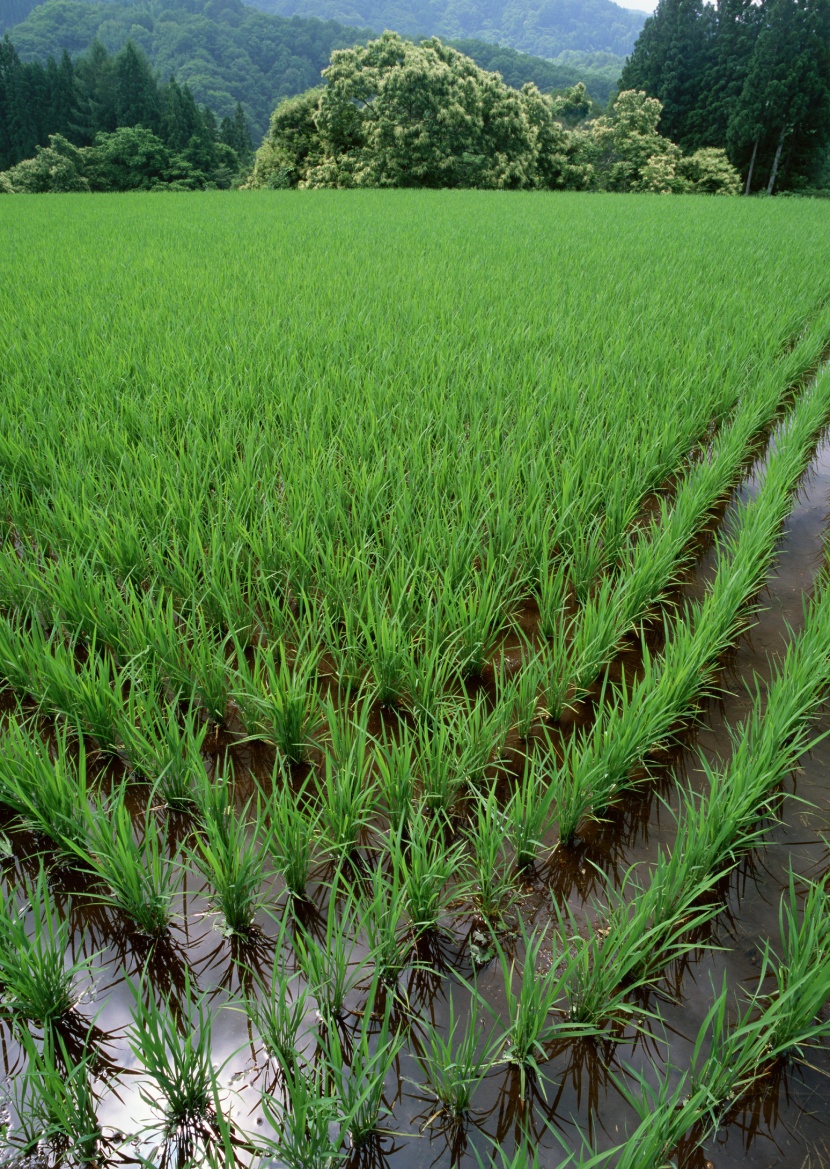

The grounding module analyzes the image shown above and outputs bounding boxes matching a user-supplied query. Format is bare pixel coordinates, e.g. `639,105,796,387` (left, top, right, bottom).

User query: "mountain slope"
243,0,646,56
4,0,624,140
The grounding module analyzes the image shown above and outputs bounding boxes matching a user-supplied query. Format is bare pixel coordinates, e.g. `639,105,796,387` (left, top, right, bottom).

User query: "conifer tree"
114,40,160,132
619,0,715,149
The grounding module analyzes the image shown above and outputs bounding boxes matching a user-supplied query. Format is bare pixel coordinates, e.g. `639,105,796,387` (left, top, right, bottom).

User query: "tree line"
245,33,741,193
0,35,253,186
620,0,830,193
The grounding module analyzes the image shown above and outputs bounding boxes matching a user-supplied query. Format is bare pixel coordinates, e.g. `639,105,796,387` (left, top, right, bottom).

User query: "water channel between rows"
4,410,830,1169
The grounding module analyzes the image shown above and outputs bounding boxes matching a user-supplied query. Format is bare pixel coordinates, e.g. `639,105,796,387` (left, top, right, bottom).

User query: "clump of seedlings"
0,867,95,1026
234,635,321,763
11,1027,102,1166
127,971,234,1156
413,991,499,1120
323,976,403,1147
0,716,92,859
190,769,272,937
81,784,176,936
266,767,318,900
394,812,462,937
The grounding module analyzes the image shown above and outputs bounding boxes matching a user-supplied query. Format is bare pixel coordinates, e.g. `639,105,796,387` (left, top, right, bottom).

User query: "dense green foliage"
2,0,622,158
2,191,830,1164
620,0,830,191
4,0,376,141
244,0,646,56
247,34,740,191
0,35,251,181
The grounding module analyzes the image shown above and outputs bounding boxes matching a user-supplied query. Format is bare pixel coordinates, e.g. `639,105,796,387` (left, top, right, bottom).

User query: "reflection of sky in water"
3,432,830,1168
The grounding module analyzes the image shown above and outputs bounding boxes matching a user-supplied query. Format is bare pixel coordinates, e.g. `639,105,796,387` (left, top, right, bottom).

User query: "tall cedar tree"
728,0,830,191
619,0,715,149
622,0,830,187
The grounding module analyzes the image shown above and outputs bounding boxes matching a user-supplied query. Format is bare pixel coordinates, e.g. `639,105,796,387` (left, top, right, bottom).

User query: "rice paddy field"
4,190,830,1168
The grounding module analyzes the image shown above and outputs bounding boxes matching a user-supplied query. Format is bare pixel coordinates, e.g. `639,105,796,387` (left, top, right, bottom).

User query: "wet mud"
3,428,830,1169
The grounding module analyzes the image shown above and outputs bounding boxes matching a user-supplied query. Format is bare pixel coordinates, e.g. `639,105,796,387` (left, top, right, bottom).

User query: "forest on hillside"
1,0,621,141
621,0,830,192
240,0,645,56
1,0,645,56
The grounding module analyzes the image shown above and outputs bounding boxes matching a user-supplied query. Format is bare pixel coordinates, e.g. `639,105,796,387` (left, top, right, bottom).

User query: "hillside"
2,0,644,59
243,0,646,56
3,0,623,140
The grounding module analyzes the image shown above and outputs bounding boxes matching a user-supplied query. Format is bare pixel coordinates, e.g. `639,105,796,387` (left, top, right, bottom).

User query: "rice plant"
504,753,558,870
464,784,516,923
11,1027,101,1166
189,775,272,937
413,991,499,1118
396,812,463,937
121,688,209,809
0,867,94,1025
266,767,318,900
318,738,379,864
375,733,416,833
82,785,176,936
0,715,92,858
6,193,830,1167
244,921,310,1075
362,861,413,987
494,921,581,1099
293,887,368,1024
127,971,230,1143
323,977,403,1146
260,1057,344,1169
234,636,321,763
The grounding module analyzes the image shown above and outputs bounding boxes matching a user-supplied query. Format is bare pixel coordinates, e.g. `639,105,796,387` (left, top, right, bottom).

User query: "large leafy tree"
248,32,574,189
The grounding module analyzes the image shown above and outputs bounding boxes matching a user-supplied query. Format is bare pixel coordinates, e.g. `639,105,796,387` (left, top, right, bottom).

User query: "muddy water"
3,437,830,1169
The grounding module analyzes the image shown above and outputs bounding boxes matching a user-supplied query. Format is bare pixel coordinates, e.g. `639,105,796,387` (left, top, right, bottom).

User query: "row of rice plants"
553,363,830,844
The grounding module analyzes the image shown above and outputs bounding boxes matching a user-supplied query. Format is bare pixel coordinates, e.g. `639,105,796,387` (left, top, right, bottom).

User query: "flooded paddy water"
5,195,830,1169
2,413,830,1169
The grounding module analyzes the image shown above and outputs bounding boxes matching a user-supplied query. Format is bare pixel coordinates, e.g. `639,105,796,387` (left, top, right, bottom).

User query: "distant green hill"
242,0,645,56
4,0,623,140
2,0,644,59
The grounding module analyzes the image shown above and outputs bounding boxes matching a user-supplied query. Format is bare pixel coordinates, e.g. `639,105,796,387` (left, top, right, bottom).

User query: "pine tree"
728,0,830,192
114,40,161,132
0,35,22,169
619,0,714,149
697,0,760,146
73,40,117,142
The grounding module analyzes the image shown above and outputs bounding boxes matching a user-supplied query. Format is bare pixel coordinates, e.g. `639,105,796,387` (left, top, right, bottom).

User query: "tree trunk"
767,124,787,195
780,125,798,191
744,132,760,195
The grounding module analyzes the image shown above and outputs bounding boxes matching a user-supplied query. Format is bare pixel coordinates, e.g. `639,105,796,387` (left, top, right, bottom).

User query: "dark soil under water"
4,434,830,1169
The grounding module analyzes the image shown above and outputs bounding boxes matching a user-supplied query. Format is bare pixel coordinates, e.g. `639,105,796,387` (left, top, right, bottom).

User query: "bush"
678,147,742,195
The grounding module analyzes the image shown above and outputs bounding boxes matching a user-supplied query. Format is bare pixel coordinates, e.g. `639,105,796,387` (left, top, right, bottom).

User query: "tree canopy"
620,0,830,191
245,33,741,194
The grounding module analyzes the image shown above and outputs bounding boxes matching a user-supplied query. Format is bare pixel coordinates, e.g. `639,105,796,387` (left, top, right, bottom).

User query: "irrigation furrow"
552,364,830,844
537,543,830,1042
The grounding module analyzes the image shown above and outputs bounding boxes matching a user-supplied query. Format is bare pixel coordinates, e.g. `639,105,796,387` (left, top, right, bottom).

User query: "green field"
3,191,830,1167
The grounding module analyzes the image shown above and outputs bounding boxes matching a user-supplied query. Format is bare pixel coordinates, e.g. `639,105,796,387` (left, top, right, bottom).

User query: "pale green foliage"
679,146,743,195
248,47,741,194
1,134,90,194
583,91,742,193
585,89,685,192
248,33,573,190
